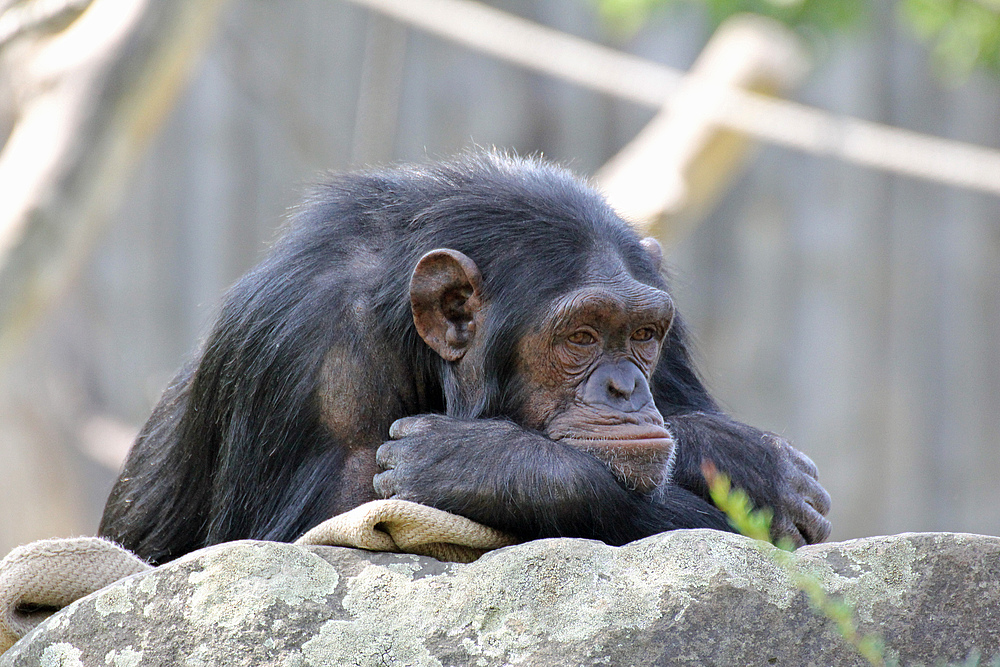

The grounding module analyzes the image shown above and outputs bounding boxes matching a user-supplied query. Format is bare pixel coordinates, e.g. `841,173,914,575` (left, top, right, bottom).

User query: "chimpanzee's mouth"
553,425,675,493
555,424,675,453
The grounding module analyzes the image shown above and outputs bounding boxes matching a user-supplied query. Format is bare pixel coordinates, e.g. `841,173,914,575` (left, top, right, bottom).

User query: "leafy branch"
594,0,1000,79
701,461,998,666
702,461,888,666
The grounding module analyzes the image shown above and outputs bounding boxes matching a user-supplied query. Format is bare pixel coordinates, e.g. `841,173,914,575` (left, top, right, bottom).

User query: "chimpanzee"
99,152,831,565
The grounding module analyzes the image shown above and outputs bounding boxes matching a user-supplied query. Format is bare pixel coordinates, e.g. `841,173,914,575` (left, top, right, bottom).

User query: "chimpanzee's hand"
667,412,832,547
374,414,657,542
374,415,517,510
756,432,832,547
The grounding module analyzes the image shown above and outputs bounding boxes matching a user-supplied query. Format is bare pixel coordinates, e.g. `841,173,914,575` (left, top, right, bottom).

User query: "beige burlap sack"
0,537,151,652
0,500,516,653
295,498,518,562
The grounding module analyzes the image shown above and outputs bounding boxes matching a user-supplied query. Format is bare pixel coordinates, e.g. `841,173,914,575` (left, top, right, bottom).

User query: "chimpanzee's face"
511,254,676,492
409,243,676,493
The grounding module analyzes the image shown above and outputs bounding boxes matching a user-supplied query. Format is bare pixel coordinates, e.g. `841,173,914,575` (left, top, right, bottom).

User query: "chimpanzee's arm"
665,411,832,545
650,324,831,545
375,415,733,545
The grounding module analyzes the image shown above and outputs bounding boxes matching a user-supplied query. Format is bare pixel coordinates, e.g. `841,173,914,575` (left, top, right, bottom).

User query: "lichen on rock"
2,531,998,667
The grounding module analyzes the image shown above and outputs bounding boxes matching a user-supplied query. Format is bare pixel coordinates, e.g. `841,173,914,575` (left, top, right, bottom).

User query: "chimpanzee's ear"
409,248,484,362
640,237,663,273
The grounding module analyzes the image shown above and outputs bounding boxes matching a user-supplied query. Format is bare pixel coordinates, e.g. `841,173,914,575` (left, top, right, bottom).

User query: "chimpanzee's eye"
568,330,597,345
631,327,656,342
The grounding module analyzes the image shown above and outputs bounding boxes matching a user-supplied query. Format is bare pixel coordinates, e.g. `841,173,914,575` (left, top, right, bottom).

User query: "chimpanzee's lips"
556,424,675,453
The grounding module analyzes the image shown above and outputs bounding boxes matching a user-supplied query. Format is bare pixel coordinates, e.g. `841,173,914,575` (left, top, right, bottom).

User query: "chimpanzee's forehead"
581,246,659,287
549,281,672,321
544,251,674,328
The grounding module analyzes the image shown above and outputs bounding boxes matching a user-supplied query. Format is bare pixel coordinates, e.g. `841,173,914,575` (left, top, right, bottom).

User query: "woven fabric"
0,537,151,652
295,499,518,563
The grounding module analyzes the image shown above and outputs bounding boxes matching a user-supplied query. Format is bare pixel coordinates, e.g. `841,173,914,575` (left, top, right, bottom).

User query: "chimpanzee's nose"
583,360,653,412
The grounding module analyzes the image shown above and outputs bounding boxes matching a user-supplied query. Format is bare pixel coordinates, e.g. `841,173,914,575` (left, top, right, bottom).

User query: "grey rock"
2,530,998,666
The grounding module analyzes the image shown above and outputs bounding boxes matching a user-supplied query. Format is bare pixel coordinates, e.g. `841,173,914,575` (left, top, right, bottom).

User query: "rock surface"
2,530,998,666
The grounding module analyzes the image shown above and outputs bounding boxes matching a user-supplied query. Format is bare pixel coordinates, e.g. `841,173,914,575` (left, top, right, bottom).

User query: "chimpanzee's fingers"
375,441,401,469
389,414,447,439
797,474,832,516
373,470,397,498
799,508,832,544
766,435,831,543
771,514,806,549
389,417,423,439
789,447,819,479
782,448,831,517
767,434,820,480
788,497,832,545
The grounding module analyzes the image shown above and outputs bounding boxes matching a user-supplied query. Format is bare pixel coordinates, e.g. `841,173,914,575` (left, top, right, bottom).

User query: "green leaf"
593,0,1000,78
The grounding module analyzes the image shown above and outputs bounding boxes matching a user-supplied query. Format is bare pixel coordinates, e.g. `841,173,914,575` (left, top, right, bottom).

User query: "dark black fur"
100,153,830,564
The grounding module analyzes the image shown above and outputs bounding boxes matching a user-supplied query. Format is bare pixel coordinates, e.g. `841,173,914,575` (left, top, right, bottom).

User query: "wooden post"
595,15,808,242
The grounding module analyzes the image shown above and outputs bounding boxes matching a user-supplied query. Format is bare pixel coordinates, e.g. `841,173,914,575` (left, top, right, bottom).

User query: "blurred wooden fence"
1,0,999,553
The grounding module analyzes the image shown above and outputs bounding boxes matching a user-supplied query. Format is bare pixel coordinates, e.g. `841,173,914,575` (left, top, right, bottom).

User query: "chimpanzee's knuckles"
766,434,820,480
797,508,832,544
765,434,831,541
389,416,431,439
802,477,832,516
780,452,831,520
373,470,397,498
389,414,461,440
785,494,832,545
770,513,806,549
789,447,820,479
375,440,407,469
807,513,833,544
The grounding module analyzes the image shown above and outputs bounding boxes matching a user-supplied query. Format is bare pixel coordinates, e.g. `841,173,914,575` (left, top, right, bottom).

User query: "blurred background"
0,0,998,556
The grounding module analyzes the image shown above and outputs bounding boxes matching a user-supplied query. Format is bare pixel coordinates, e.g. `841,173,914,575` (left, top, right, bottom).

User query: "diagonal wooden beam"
595,15,808,237
344,0,1000,198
